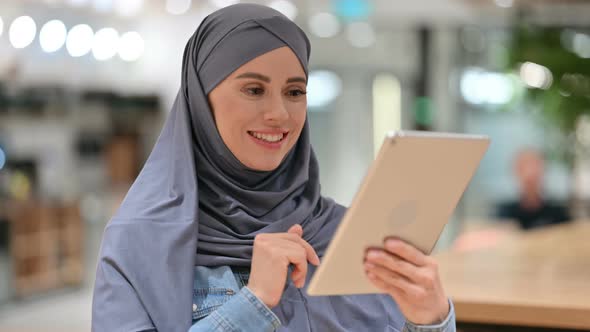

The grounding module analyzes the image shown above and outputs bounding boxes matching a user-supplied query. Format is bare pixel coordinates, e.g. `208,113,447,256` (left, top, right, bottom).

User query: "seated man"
496,148,571,230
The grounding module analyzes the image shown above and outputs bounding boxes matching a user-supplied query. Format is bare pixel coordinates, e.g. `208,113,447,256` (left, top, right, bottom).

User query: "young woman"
92,4,455,332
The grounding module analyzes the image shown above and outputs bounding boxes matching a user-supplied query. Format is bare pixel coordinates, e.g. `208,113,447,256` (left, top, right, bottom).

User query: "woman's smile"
247,130,290,150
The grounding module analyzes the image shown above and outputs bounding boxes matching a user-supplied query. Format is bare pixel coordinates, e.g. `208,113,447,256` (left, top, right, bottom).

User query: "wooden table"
435,221,590,331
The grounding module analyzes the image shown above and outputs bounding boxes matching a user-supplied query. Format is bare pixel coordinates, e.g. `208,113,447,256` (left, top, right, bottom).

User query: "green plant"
508,24,590,165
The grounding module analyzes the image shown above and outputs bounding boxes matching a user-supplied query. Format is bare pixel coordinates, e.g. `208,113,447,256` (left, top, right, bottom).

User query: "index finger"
279,233,320,266
298,237,320,266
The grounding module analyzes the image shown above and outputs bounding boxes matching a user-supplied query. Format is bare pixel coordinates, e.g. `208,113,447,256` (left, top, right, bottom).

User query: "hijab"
92,4,347,331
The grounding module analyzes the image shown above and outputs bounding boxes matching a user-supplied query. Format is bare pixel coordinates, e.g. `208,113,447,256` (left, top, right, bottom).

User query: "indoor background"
0,0,589,331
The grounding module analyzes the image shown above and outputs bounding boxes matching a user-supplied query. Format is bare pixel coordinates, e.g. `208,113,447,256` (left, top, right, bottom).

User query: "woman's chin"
243,158,283,172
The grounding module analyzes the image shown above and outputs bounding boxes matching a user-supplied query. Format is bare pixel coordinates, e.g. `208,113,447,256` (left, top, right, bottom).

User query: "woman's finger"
365,265,407,298
366,249,421,282
272,240,312,287
285,246,309,287
296,237,320,265
365,262,424,298
367,270,401,295
278,232,320,266
383,238,427,267
288,224,303,237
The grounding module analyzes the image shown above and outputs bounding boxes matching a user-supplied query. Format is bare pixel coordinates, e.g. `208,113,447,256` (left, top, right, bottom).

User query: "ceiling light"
92,27,119,61
118,31,144,62
9,16,37,49
40,20,67,53
66,24,94,57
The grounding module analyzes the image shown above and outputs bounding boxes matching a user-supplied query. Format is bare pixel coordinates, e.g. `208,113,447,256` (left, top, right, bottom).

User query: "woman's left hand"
364,238,450,325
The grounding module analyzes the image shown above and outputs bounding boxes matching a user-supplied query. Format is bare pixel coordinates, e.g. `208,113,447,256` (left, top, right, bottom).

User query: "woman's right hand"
247,224,320,308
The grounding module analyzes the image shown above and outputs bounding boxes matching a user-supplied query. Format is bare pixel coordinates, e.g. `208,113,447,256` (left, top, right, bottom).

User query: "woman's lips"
247,130,289,150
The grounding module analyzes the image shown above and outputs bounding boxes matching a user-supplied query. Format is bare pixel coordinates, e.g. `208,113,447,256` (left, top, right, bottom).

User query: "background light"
461,68,516,105
66,24,94,57
0,147,6,170
114,0,143,17
308,13,340,38
494,0,513,8
92,27,119,61
333,0,371,21
576,115,590,148
40,20,67,53
166,0,192,15
118,31,144,62
373,74,401,157
573,33,590,59
67,0,90,7
0,17,4,38
346,21,375,48
307,70,342,108
519,62,553,89
268,0,297,20
9,16,37,49
209,0,240,9
93,0,114,13
561,30,590,58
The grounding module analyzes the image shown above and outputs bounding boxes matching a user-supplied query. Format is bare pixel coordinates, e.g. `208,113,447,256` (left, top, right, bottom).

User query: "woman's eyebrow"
286,77,307,84
235,72,307,84
235,72,270,82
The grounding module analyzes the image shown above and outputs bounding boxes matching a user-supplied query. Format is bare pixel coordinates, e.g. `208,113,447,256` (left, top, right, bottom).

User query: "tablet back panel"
307,131,489,295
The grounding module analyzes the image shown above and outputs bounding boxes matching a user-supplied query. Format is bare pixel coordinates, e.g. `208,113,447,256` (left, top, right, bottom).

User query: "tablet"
307,130,490,296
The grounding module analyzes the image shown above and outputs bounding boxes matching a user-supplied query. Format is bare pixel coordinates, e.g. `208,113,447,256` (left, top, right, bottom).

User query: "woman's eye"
288,89,307,97
244,87,264,96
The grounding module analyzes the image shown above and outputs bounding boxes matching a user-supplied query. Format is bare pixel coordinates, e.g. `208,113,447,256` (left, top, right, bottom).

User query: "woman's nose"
263,95,289,123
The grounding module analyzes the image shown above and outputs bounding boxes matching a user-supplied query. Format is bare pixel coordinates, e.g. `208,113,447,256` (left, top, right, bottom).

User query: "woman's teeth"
248,131,285,143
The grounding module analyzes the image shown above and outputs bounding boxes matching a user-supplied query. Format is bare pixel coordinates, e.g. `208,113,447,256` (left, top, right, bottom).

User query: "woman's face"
208,46,307,171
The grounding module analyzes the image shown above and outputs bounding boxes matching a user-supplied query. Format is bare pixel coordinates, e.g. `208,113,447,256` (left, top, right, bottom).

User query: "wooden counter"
435,221,590,330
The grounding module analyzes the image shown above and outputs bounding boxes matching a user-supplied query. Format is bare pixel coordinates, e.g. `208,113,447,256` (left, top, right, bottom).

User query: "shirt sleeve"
402,300,456,332
188,286,281,332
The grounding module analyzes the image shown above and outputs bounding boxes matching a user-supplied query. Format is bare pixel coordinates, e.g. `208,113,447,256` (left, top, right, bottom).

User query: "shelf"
6,200,84,297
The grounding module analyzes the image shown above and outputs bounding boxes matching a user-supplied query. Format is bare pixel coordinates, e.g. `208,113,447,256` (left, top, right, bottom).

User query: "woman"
92,4,455,332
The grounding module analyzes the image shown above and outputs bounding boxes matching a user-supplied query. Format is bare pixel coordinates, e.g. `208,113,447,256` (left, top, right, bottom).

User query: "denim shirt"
188,266,456,332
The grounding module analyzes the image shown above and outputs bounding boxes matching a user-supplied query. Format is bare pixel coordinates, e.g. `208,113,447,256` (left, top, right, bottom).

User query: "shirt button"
192,304,197,312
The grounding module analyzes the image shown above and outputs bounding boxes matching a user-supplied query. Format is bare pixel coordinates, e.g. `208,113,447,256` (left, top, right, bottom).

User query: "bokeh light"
0,147,6,170
9,16,37,49
346,21,375,48
268,0,297,20
118,31,144,62
307,70,342,108
166,0,192,15
519,62,553,90
114,0,143,17
40,20,67,53
92,27,119,61
308,12,340,38
66,24,94,57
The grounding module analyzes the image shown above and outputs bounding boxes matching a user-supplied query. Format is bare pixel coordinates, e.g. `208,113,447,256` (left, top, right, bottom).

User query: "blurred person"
496,148,571,230
92,4,455,332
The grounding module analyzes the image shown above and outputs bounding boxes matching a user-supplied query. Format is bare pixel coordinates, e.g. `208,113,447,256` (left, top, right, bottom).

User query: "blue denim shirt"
188,266,456,332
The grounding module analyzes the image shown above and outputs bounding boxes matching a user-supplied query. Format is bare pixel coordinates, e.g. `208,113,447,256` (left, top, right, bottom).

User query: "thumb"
288,224,303,237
